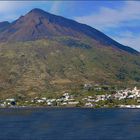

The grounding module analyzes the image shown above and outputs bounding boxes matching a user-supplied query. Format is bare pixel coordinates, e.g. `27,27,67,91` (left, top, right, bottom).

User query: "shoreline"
1,105,140,109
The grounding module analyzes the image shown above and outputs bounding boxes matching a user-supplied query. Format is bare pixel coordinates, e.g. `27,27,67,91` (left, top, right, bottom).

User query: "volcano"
0,9,139,97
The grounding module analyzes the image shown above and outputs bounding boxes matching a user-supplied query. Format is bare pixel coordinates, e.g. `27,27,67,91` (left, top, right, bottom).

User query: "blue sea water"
0,108,140,140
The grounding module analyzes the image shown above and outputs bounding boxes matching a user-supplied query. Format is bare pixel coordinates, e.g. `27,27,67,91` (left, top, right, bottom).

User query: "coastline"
1,105,140,109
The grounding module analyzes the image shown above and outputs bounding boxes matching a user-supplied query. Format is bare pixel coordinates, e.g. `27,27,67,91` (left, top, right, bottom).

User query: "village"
0,86,140,108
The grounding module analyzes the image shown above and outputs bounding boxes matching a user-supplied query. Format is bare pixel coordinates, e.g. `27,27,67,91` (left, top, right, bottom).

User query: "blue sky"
0,1,139,51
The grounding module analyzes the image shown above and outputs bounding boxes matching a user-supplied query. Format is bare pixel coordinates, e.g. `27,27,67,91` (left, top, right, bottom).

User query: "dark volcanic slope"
0,8,138,54
0,21,10,32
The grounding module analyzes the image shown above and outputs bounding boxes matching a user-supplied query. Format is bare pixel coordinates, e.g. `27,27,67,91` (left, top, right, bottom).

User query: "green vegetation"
0,37,140,98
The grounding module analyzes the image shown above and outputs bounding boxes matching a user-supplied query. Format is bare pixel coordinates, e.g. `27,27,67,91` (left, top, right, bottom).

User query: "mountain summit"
0,8,138,54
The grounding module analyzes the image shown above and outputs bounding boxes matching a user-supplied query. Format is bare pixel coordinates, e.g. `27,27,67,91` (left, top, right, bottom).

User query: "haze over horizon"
0,1,139,51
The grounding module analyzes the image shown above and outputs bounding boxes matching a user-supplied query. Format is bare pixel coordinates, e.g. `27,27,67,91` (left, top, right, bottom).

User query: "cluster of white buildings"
83,87,140,107
31,93,79,106
114,87,140,100
0,98,16,107
0,87,140,108
83,95,111,107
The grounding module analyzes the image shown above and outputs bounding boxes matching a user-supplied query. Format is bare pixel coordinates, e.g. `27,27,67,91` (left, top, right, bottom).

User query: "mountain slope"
0,21,10,32
0,8,138,54
0,38,140,98
0,9,139,98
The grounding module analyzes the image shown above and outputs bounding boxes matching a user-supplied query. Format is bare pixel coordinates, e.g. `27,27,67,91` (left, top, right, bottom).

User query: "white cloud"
75,1,140,29
0,1,16,12
0,1,26,13
112,32,140,51
0,1,62,21
50,1,62,14
0,1,33,21
116,37,140,51
75,1,140,51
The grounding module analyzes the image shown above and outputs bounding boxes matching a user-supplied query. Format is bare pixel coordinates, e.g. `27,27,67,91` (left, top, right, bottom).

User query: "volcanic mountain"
0,8,138,54
0,8,140,98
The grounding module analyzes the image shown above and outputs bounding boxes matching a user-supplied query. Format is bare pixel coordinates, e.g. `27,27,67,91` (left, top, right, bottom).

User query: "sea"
0,108,140,140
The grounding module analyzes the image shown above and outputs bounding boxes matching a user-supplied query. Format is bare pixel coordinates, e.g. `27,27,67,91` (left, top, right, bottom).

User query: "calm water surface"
0,108,140,140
